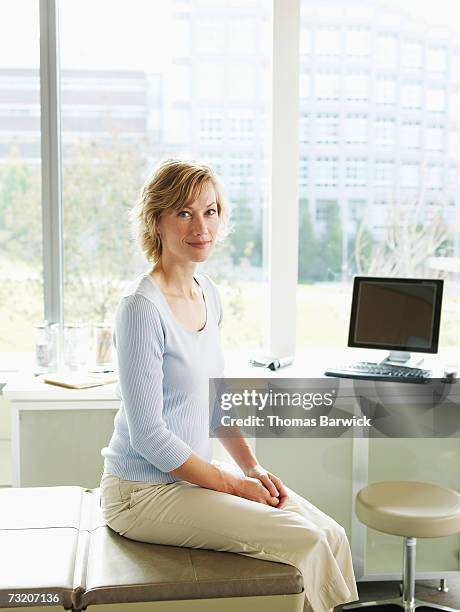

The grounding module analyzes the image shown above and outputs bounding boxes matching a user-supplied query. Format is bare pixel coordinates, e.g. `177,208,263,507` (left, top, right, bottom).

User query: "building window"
315,73,340,100
374,160,395,187
316,114,339,143
401,122,421,149
199,114,223,142
300,73,311,99
427,47,447,73
300,155,309,184
375,79,396,105
316,29,342,55
348,199,367,221
426,125,444,150
376,35,398,68
229,111,255,141
426,164,444,190
401,163,420,189
374,118,395,147
344,114,367,144
344,74,368,101
345,158,367,187
345,29,370,56
315,157,338,186
426,88,446,113
402,42,423,69
401,83,422,109
300,113,309,143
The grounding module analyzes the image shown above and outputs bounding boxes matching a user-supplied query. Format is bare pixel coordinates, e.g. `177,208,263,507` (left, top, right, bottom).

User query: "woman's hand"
243,464,289,509
232,475,281,506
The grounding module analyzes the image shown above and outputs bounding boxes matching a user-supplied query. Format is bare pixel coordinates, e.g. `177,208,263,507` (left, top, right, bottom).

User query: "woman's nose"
191,215,208,235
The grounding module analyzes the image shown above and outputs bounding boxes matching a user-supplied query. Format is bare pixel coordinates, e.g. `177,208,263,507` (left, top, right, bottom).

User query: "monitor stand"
380,351,424,368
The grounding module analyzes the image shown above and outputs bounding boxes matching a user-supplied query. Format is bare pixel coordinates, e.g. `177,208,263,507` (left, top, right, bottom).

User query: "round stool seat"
356,481,460,538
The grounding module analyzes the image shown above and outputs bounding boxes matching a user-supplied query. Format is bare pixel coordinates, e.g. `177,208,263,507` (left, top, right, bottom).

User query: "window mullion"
39,0,64,327
268,0,300,356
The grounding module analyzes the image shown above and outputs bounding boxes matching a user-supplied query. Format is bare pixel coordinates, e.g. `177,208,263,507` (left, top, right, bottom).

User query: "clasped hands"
242,464,289,509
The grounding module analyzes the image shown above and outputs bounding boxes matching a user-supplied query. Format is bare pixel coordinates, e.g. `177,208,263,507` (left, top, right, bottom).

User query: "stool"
344,481,460,612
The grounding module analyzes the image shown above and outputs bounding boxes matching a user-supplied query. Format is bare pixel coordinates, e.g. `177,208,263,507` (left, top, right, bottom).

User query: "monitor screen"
348,277,443,353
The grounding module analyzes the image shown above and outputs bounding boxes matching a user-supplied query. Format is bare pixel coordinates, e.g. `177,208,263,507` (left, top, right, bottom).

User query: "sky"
0,0,459,71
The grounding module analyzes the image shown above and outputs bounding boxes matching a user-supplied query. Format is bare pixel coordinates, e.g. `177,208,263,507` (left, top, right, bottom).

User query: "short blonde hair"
131,158,229,262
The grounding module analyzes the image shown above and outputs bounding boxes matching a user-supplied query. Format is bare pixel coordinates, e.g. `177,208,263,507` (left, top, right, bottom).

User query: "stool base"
343,596,459,612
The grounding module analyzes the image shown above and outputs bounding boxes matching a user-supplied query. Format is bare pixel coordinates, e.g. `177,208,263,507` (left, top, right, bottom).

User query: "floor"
336,579,460,610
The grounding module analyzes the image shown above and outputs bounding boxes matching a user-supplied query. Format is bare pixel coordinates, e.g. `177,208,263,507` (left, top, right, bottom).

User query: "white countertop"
2,348,457,402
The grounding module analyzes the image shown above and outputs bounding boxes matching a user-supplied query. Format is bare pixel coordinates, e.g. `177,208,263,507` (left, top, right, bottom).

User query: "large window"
297,0,460,353
59,0,272,353
0,0,43,352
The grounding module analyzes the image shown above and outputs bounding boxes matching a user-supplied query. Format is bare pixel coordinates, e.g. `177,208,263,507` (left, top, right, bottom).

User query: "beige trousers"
99,460,359,612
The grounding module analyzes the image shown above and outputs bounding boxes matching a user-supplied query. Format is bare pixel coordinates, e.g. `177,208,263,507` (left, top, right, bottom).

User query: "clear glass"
94,323,113,367
63,323,90,371
0,0,43,352
34,323,58,372
59,0,272,354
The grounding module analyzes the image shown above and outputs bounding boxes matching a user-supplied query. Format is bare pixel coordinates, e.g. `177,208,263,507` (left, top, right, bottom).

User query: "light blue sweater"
101,271,225,483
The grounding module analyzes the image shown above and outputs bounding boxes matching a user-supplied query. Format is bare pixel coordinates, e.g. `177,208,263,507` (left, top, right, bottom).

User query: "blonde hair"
131,159,229,262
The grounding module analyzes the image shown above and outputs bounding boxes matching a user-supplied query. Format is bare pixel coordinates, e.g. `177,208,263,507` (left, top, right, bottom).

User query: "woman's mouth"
187,241,212,249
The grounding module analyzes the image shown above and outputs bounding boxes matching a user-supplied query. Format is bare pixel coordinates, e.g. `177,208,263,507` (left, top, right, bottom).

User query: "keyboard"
324,361,432,383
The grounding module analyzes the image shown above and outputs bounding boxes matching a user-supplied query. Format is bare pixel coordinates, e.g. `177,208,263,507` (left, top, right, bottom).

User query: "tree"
354,199,450,277
319,200,342,281
298,198,319,282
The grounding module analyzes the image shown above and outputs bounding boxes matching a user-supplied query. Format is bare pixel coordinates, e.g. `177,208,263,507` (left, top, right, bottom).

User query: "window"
315,73,340,100
345,158,368,187
316,114,339,143
348,199,366,222
375,79,396,105
59,0,272,353
344,115,368,144
199,113,224,142
375,118,395,148
374,160,395,187
299,155,309,185
376,35,398,68
315,157,338,186
300,113,309,143
426,125,444,150
316,29,342,55
427,48,447,73
196,18,225,55
0,0,43,352
426,88,446,112
402,42,423,69
426,164,444,190
229,111,255,142
401,83,422,109
401,163,420,189
344,75,368,101
401,122,421,149
345,30,371,56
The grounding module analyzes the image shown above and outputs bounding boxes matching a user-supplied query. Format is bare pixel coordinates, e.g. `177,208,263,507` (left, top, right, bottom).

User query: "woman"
100,159,358,612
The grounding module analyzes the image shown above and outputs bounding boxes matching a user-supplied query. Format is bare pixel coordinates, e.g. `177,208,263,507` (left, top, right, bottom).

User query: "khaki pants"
99,460,358,612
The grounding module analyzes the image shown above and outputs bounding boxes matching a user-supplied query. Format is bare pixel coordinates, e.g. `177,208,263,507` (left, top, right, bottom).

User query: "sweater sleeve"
115,294,193,472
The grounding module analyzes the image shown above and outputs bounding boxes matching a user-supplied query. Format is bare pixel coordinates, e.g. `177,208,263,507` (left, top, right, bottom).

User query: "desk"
3,348,460,582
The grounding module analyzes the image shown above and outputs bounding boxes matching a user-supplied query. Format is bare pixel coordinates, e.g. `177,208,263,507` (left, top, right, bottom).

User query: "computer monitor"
348,277,443,365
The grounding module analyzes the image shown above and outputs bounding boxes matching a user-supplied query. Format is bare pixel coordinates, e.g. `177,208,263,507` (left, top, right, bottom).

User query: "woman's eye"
178,211,190,218
207,208,217,215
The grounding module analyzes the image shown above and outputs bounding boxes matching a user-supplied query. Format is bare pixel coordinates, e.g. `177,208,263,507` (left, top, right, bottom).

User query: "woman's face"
157,182,220,264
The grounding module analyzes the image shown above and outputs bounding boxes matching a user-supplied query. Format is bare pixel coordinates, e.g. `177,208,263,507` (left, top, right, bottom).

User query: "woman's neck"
150,261,198,299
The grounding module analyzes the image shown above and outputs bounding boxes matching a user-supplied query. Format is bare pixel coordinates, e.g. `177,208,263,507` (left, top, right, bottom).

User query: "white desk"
3,348,460,582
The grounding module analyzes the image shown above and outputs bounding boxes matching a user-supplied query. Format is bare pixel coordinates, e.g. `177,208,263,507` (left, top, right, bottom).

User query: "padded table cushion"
0,486,303,610
356,480,460,538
